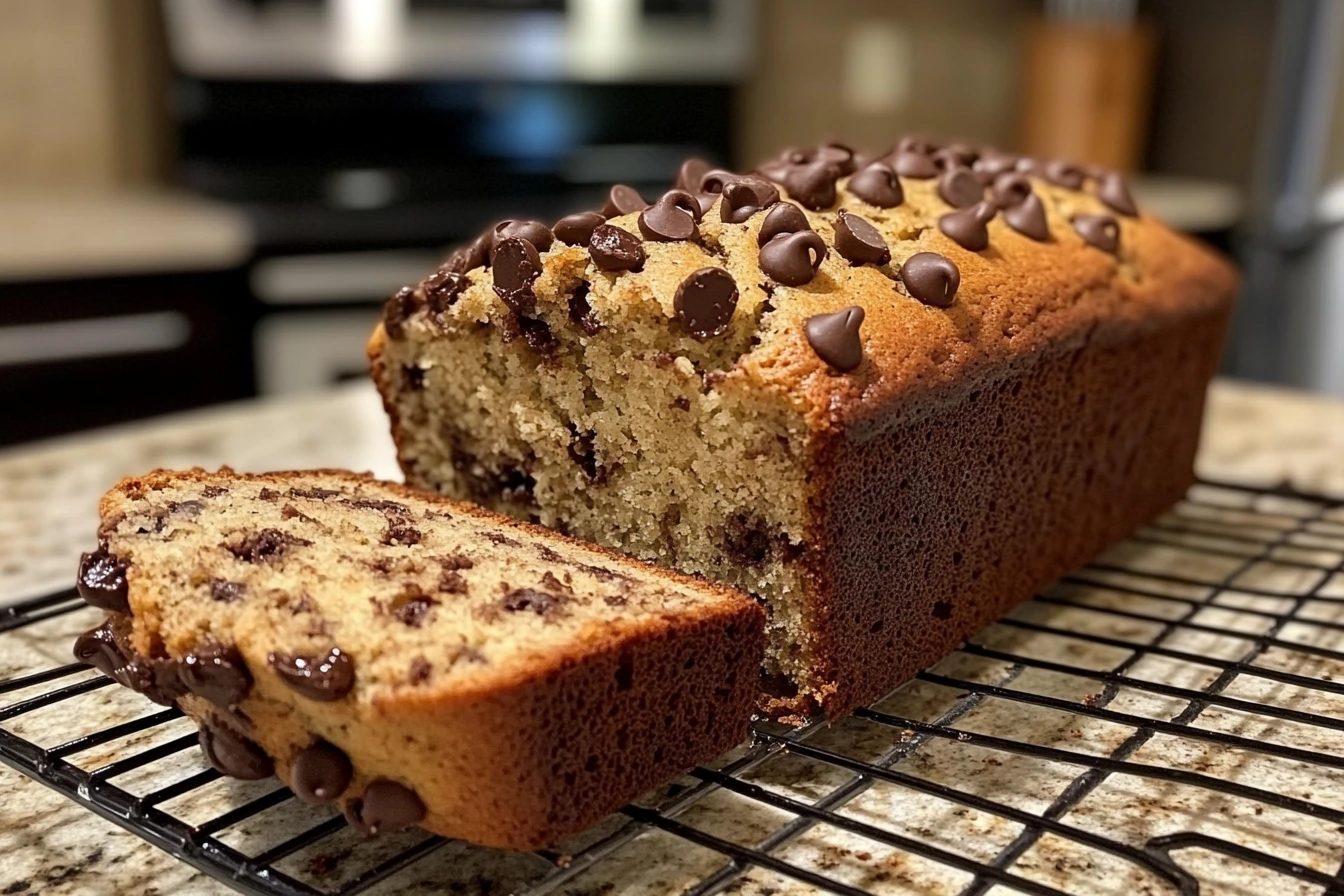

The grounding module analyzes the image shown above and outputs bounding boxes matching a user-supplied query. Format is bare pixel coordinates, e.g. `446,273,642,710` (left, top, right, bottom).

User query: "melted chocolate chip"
291,739,353,805
783,160,840,210
675,157,713,192
1004,193,1050,241
938,200,997,251
269,647,355,702
77,547,129,613
567,281,601,335
833,210,890,266
938,168,984,209
638,189,702,242
492,237,543,313
225,529,313,564
805,306,865,372
893,150,937,178
514,314,557,356
759,231,827,286
553,211,606,246
846,163,904,208
757,202,811,246
74,621,128,678
501,587,567,617
901,252,960,307
381,286,421,340
211,579,247,602
719,176,780,224
445,234,489,273
588,224,645,272
992,172,1034,208
489,220,554,261
601,184,649,217
1073,214,1120,253
200,724,273,780
673,268,738,339
1044,159,1085,190
392,593,439,627
423,266,468,314
180,642,252,708
345,779,425,835
119,656,188,706
1098,173,1138,216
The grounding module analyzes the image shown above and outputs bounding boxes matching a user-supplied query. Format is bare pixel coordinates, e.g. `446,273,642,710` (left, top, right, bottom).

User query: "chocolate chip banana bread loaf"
369,135,1238,722
74,468,764,849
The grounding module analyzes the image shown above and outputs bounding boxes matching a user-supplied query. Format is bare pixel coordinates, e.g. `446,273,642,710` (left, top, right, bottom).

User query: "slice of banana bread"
369,136,1238,722
74,468,764,850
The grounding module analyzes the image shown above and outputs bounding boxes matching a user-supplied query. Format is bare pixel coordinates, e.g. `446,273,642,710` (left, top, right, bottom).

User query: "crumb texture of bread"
84,468,764,850
369,137,1239,719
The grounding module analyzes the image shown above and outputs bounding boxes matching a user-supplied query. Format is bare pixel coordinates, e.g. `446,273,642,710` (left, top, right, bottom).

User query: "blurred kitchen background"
2,0,1342,446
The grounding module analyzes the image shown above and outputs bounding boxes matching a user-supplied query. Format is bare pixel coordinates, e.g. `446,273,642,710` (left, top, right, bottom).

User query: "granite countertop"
0,377,1340,895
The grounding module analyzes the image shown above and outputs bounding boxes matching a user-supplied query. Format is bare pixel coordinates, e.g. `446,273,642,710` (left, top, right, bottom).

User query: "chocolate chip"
973,149,1019,182
1073,213,1120,253
673,268,738,339
567,427,606,482
381,286,420,340
287,486,341,500
492,237,543,313
567,281,601,335
759,231,827,286
423,266,468,315
697,169,737,194
269,647,355,702
901,252,960,307
675,157,712,192
938,168,983,208
833,210,890,266
199,724,273,780
439,570,468,594
783,160,840,210
409,657,433,683
202,486,229,498
757,202,811,246
391,591,438,627
121,656,188,706
77,547,129,613
938,200,997,251
489,220,554,261
74,621,128,679
1097,173,1138,216
1043,159,1085,190
992,172,1034,208
291,739,353,805
846,163,903,208
211,579,246,602
343,498,410,516
501,587,567,617
893,150,937,178
445,234,489,273
932,147,974,172
692,192,717,216
720,176,780,224
1004,194,1050,241
345,779,425,835
514,314,557,355
224,529,312,563
180,642,252,708
805,306,865,372
601,184,649,217
815,142,857,175
588,224,645,272
553,211,606,246
638,189,702,242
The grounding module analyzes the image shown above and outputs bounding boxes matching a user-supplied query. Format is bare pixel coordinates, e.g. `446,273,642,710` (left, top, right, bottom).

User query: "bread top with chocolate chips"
375,135,1238,435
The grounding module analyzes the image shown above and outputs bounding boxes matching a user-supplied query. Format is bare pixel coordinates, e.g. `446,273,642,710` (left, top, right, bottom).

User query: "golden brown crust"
93,467,765,849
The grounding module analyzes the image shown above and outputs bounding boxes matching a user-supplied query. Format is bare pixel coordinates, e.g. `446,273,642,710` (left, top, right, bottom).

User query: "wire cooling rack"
2,478,1343,896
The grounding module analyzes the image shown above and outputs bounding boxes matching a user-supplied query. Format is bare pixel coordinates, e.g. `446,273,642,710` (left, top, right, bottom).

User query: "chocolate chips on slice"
939,200,997,251
346,779,425,835
567,281,602,336
601,184,649,217
900,252,961,307
782,160,840,210
553,211,606,246
675,156,713,192
180,642,252,708
423,266,468,315
77,546,129,613
759,231,827,286
588,224,645,272
992,172,1034,208
200,724,273,780
501,587,567,618
805,306,866,372
938,168,984,209
833,210,890,266
489,220,554,260
719,176,780,224
291,739,353,804
638,189,702,242
1004,194,1050,241
893,150,937,178
673,268,739,339
381,286,421,340
1043,159,1085,190
492,237,544,313
225,529,313,564
268,647,355,702
1073,214,1121,253
846,163,903,208
74,621,128,679
1097,173,1138,216
757,202,811,246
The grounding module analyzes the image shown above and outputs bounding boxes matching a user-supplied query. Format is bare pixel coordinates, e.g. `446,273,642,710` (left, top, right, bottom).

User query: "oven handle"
0,312,191,367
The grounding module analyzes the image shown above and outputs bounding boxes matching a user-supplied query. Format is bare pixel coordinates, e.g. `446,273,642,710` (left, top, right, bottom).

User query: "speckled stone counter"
0,378,1340,895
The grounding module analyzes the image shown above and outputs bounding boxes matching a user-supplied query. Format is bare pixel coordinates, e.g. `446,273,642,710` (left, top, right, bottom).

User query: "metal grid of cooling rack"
2,478,1344,895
